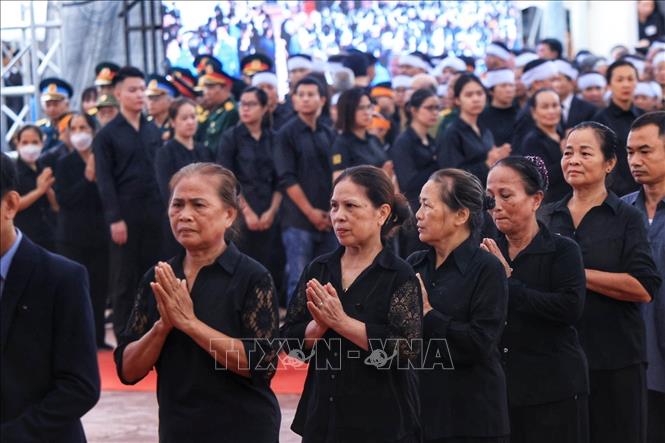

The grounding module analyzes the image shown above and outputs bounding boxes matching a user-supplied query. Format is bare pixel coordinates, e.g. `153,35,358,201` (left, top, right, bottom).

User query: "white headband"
251,72,278,88
398,54,430,72
484,69,515,88
650,81,662,100
515,52,538,68
553,60,578,81
287,56,313,72
577,72,607,90
653,51,665,67
438,56,466,73
635,82,657,98
392,75,413,89
437,83,448,97
486,43,512,61
311,58,327,73
650,41,665,52
521,61,558,88
625,57,645,77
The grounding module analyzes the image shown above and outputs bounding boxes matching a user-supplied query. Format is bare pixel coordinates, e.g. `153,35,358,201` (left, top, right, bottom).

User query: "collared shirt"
564,95,597,130
561,93,574,124
541,192,662,370
93,112,163,224
495,223,589,406
622,189,665,393
280,246,422,442
114,242,280,442
479,103,519,146
408,237,510,439
390,126,439,212
217,124,278,214
330,131,388,171
154,139,213,206
0,229,23,298
437,116,495,185
519,125,570,203
274,115,336,231
592,100,643,196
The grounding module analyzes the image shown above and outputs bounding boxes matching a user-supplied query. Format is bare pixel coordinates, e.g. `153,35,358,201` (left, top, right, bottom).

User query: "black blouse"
280,246,422,442
495,223,589,406
437,117,495,185
216,124,278,215
408,238,510,440
479,103,519,146
390,126,439,212
519,126,570,203
541,192,662,371
14,157,55,250
53,151,107,248
330,131,388,171
154,139,213,206
114,243,281,443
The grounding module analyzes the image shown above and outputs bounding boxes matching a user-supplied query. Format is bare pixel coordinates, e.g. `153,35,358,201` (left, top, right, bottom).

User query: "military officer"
146,74,180,141
94,61,120,96
239,53,274,85
37,77,72,152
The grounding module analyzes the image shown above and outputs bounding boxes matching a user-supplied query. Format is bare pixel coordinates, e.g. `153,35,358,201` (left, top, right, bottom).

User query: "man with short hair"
623,111,665,443
537,38,563,60
274,76,337,304
0,153,100,441
93,66,165,338
37,77,72,151
552,59,597,129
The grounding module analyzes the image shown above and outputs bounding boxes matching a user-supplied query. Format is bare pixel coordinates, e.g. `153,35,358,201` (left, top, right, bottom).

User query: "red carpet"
99,351,306,394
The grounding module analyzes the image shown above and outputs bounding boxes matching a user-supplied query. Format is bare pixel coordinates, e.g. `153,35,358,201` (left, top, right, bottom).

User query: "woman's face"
531,90,561,129
413,96,440,128
69,115,95,151
330,178,389,248
239,91,267,125
354,95,373,130
486,165,542,236
173,103,197,139
415,180,466,245
455,80,486,116
609,65,637,103
168,175,236,251
561,128,616,189
16,128,44,164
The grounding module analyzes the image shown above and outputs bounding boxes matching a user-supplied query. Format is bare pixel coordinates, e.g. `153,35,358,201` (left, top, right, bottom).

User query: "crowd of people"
1,8,665,443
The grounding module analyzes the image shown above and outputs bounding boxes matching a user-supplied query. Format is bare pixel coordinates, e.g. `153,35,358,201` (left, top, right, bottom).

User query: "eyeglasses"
239,101,260,108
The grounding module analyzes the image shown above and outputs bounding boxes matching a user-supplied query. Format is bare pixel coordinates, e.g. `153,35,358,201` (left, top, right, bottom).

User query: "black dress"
114,243,281,443
541,192,661,443
518,126,570,203
496,223,589,443
14,157,56,251
437,117,495,185
407,238,510,443
53,150,109,347
280,246,423,443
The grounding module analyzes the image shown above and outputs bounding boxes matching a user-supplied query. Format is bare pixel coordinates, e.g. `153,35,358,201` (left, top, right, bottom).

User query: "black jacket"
563,96,597,130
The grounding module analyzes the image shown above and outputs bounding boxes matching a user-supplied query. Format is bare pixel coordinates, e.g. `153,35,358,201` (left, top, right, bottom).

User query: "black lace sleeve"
240,272,280,384
113,269,159,384
279,267,314,360
366,277,423,365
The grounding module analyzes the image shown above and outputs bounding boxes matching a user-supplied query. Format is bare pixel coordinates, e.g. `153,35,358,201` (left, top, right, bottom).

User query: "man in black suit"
553,59,597,130
0,153,100,442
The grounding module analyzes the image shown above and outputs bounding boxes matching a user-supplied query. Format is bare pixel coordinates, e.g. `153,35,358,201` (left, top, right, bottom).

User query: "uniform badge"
224,101,234,112
332,154,342,165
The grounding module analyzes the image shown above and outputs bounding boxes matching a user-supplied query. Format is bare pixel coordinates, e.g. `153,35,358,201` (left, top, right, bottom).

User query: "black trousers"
647,390,665,443
510,394,589,443
109,201,165,338
589,364,647,443
58,241,109,346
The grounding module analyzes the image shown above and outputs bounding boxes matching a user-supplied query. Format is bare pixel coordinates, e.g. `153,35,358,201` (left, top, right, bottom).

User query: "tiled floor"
82,391,302,443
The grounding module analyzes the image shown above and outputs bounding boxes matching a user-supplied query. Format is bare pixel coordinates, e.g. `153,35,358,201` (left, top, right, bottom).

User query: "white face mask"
18,144,42,163
70,132,93,151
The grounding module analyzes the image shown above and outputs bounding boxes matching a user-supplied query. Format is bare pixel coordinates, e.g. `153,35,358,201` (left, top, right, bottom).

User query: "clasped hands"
305,279,349,332
150,261,197,334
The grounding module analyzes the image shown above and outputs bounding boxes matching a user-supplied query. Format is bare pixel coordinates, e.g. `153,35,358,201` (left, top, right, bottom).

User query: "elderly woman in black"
541,122,661,443
281,165,422,442
114,163,280,442
483,156,589,443
408,168,510,443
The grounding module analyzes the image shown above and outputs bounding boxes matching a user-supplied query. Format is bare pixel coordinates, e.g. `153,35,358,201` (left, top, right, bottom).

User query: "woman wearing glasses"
438,73,511,185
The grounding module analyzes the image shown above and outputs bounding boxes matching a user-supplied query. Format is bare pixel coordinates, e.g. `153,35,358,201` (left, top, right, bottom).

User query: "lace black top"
113,242,281,443
280,246,423,443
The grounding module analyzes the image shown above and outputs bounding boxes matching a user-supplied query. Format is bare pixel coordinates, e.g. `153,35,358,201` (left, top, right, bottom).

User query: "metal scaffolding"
1,1,64,150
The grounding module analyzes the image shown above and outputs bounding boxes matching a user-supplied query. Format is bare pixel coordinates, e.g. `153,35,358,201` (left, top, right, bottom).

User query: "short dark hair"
429,168,489,233
15,124,43,144
112,66,145,87
168,97,197,120
333,165,411,242
68,112,97,133
538,38,563,58
294,75,326,98
568,121,618,161
606,59,638,84
528,87,558,109
1,153,18,197
453,73,486,98
241,86,268,108
336,87,371,133
81,86,97,103
630,111,665,138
